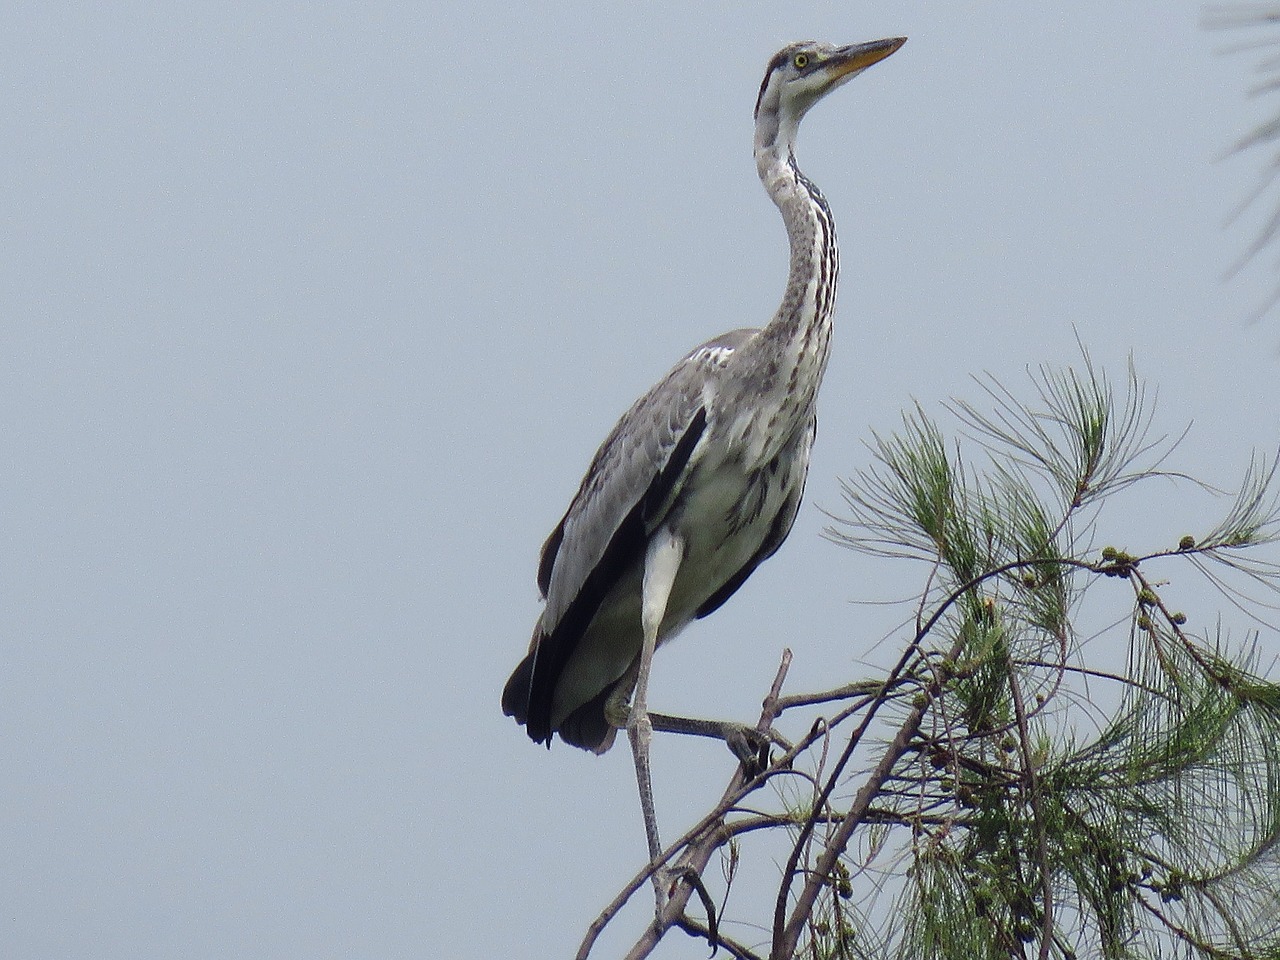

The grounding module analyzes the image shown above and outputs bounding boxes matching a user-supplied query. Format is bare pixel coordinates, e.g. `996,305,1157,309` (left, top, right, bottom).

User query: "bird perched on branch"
503,37,906,870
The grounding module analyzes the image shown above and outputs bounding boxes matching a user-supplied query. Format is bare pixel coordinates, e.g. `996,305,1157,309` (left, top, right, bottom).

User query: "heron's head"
754,38,905,154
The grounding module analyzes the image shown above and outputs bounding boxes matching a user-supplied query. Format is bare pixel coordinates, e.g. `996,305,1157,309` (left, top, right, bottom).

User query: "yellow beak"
829,37,907,80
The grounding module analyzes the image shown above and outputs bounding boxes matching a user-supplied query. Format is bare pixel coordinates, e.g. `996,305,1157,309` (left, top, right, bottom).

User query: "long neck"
749,141,839,411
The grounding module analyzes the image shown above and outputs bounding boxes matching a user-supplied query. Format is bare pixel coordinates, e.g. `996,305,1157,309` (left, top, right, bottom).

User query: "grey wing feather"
538,328,757,632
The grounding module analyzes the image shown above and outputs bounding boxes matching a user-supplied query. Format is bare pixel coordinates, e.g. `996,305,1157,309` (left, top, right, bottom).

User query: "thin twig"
776,681,885,712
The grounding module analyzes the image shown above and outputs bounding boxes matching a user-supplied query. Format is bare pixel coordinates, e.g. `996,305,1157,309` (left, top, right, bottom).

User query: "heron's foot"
604,688,633,730
649,864,674,918
723,724,774,777
650,863,719,944
641,864,684,920
648,713,791,776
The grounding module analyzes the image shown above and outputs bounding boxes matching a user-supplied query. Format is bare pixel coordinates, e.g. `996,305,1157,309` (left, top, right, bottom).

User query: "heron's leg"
648,712,785,774
631,529,683,907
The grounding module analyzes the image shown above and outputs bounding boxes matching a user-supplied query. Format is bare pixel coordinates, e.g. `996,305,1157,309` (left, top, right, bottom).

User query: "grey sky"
3,2,1278,958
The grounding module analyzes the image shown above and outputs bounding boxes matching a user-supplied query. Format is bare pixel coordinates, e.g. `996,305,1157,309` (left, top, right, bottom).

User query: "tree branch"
577,650,794,960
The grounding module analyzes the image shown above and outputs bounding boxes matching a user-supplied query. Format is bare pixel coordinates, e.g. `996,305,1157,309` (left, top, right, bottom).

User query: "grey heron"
503,37,905,877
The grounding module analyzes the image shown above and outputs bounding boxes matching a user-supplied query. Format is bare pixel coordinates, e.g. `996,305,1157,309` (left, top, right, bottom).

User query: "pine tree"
577,358,1280,960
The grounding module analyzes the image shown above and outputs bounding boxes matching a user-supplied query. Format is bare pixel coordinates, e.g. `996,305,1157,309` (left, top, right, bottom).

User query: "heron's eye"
792,52,809,69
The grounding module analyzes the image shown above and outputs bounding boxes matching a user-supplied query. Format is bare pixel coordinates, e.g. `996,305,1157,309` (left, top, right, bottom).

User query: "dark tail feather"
502,651,534,722
502,650,556,747
556,675,625,755
503,648,625,754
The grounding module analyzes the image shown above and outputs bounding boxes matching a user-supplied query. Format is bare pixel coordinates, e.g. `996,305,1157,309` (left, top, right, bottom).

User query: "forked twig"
576,651,793,960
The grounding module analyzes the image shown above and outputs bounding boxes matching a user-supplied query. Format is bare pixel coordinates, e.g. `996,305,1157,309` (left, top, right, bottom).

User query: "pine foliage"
817,360,1280,960
576,359,1280,960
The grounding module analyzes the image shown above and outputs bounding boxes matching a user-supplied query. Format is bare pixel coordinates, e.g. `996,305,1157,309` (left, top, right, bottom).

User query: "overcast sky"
3,2,1279,958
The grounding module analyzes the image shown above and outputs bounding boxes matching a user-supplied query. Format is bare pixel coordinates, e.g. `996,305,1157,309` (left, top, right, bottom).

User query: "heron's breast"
715,366,824,470
663,453,798,618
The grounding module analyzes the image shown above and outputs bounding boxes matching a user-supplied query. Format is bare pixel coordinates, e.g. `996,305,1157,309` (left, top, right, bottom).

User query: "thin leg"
648,712,787,773
631,529,683,910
